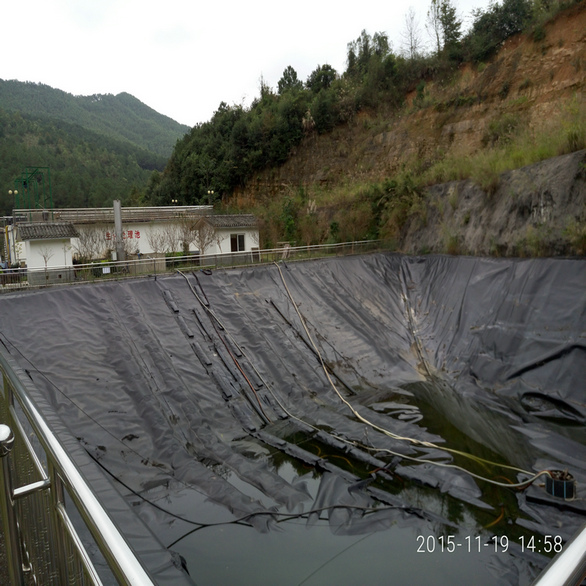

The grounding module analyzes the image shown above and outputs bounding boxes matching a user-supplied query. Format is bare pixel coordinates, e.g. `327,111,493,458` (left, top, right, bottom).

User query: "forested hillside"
1,0,583,257
0,80,190,215
0,80,189,156
0,108,168,215
150,0,579,204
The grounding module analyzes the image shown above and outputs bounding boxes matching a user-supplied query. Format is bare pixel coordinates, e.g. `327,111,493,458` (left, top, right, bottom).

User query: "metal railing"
0,349,157,585
531,523,586,586
0,239,389,291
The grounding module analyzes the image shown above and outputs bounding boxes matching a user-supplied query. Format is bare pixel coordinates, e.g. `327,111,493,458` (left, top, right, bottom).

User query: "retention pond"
0,253,584,585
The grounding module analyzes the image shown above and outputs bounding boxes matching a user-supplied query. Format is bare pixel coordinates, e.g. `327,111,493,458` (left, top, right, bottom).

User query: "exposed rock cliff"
402,149,586,255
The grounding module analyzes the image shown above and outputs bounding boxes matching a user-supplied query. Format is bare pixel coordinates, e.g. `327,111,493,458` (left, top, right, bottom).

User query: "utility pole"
113,200,125,262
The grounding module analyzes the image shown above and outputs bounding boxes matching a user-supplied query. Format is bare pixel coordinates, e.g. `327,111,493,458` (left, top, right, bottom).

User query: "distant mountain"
0,108,157,214
0,79,189,157
0,79,191,214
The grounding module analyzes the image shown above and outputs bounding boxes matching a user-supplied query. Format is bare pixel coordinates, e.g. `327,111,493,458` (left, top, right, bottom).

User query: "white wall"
25,239,74,270
72,221,260,258
12,218,260,267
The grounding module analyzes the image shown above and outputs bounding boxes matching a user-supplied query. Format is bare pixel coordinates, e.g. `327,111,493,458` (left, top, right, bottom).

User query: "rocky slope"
403,149,586,256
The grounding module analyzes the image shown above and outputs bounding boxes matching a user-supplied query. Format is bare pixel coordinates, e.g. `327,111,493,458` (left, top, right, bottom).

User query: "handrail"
0,348,156,585
0,238,388,290
19,239,387,274
531,523,586,586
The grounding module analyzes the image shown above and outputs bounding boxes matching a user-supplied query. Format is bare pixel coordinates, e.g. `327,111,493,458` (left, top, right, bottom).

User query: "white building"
200,215,260,255
5,206,260,273
14,223,79,285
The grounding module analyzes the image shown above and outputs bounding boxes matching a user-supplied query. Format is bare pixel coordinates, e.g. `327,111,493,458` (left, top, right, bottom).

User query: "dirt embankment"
232,5,586,255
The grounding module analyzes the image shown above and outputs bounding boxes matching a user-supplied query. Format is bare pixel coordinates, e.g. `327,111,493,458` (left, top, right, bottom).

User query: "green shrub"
483,113,520,146
531,25,546,43
329,221,340,242
441,224,462,255
563,219,586,255
464,0,534,62
377,170,426,239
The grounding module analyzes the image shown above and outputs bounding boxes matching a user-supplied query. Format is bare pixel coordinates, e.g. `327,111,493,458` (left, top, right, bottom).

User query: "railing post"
48,463,70,586
0,424,26,586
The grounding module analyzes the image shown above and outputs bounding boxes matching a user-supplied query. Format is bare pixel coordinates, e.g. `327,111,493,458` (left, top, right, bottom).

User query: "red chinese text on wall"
105,230,141,240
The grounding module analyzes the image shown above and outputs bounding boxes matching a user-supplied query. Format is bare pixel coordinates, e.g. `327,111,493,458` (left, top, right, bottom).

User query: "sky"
2,0,492,128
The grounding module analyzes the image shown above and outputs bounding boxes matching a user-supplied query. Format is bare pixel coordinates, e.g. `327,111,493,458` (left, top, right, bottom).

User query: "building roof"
204,214,258,229
14,205,213,224
11,208,258,230
18,223,80,241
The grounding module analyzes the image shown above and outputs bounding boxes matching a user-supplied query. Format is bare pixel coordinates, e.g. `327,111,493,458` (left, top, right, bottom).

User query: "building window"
230,234,245,252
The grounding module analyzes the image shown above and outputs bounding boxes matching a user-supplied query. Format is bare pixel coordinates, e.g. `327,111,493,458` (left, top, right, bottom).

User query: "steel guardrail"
0,348,156,585
0,239,389,290
531,523,586,586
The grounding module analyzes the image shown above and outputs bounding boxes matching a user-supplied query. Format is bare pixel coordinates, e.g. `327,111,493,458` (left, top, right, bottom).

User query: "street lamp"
171,199,178,206
7,189,17,223
207,190,214,204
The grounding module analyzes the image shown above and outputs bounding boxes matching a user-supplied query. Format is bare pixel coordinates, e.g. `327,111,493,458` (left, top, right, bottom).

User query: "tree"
144,170,163,205
372,31,391,58
497,0,533,37
163,223,181,255
427,0,443,55
126,185,144,207
146,225,168,254
74,227,106,261
278,66,303,94
426,0,461,56
440,0,462,54
306,64,337,93
177,217,197,255
311,89,339,134
258,75,273,101
464,0,533,62
39,246,54,283
193,218,216,255
346,30,391,80
401,7,424,60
